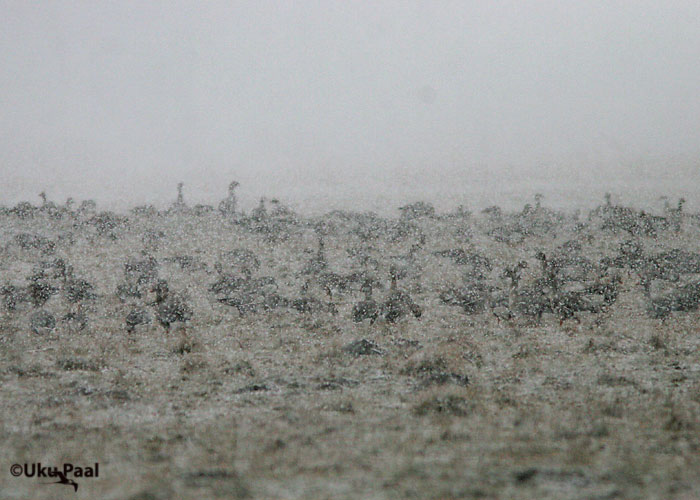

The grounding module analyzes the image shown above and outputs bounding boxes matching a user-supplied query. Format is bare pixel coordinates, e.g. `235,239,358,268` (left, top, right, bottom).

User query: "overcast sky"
1,1,699,212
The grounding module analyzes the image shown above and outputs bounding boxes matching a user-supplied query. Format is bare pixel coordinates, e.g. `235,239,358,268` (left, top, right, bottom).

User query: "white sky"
1,1,699,213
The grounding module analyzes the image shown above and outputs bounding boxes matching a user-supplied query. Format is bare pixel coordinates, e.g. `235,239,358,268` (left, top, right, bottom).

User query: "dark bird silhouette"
30,310,56,335
1,284,27,311
666,197,685,233
502,261,528,289
317,270,359,301
644,280,700,319
64,278,96,309
290,280,329,314
490,261,529,323
535,251,561,292
490,293,514,324
382,273,422,323
47,257,72,281
124,253,159,287
126,306,152,333
172,181,187,211
151,280,192,332
215,275,281,316
550,291,584,325
302,236,328,276
218,292,259,316
116,281,142,302
219,180,240,216
217,248,260,278
62,311,89,331
27,277,58,308
433,248,492,279
352,280,379,324
209,273,248,296
389,243,424,280
439,280,491,315
41,471,78,492
509,280,552,325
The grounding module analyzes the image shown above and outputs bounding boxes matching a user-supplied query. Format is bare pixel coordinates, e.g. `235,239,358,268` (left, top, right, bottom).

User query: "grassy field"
1,206,699,499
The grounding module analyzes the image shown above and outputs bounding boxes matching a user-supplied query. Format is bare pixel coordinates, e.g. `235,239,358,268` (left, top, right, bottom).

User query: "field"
1,200,699,499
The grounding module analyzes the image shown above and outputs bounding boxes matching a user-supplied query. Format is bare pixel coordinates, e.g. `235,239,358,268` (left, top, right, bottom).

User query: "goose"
63,277,96,313
439,281,490,315
151,280,192,332
218,290,260,316
667,197,685,233
291,280,330,314
352,280,379,324
30,310,56,335
218,181,240,216
27,274,58,308
1,284,27,311
62,311,89,331
302,236,328,276
126,306,152,333
124,252,159,288
382,273,422,323
217,249,260,277
490,261,528,323
511,282,552,325
644,279,700,319
171,182,187,212
389,243,423,281
116,282,142,302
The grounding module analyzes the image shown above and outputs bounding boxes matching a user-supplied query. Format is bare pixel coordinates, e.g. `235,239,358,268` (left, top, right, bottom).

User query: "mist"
2,1,699,213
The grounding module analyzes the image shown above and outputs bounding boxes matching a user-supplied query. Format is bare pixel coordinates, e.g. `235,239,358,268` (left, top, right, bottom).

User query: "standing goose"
668,197,686,233
219,181,240,216
302,236,328,276
151,280,192,333
491,261,528,323
382,271,422,323
352,279,379,324
57,264,94,330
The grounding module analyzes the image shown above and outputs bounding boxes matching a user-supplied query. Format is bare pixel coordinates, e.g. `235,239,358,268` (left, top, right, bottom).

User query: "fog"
2,1,699,213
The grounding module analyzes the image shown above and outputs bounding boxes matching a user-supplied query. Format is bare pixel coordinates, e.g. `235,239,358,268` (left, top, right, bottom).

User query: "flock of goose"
1,185,700,341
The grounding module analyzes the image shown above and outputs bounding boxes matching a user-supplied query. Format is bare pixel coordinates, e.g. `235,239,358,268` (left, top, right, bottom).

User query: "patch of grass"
173,335,198,355
649,333,668,351
181,356,207,373
401,356,469,387
414,394,471,416
597,373,637,388
224,360,255,377
56,356,102,371
7,364,56,378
